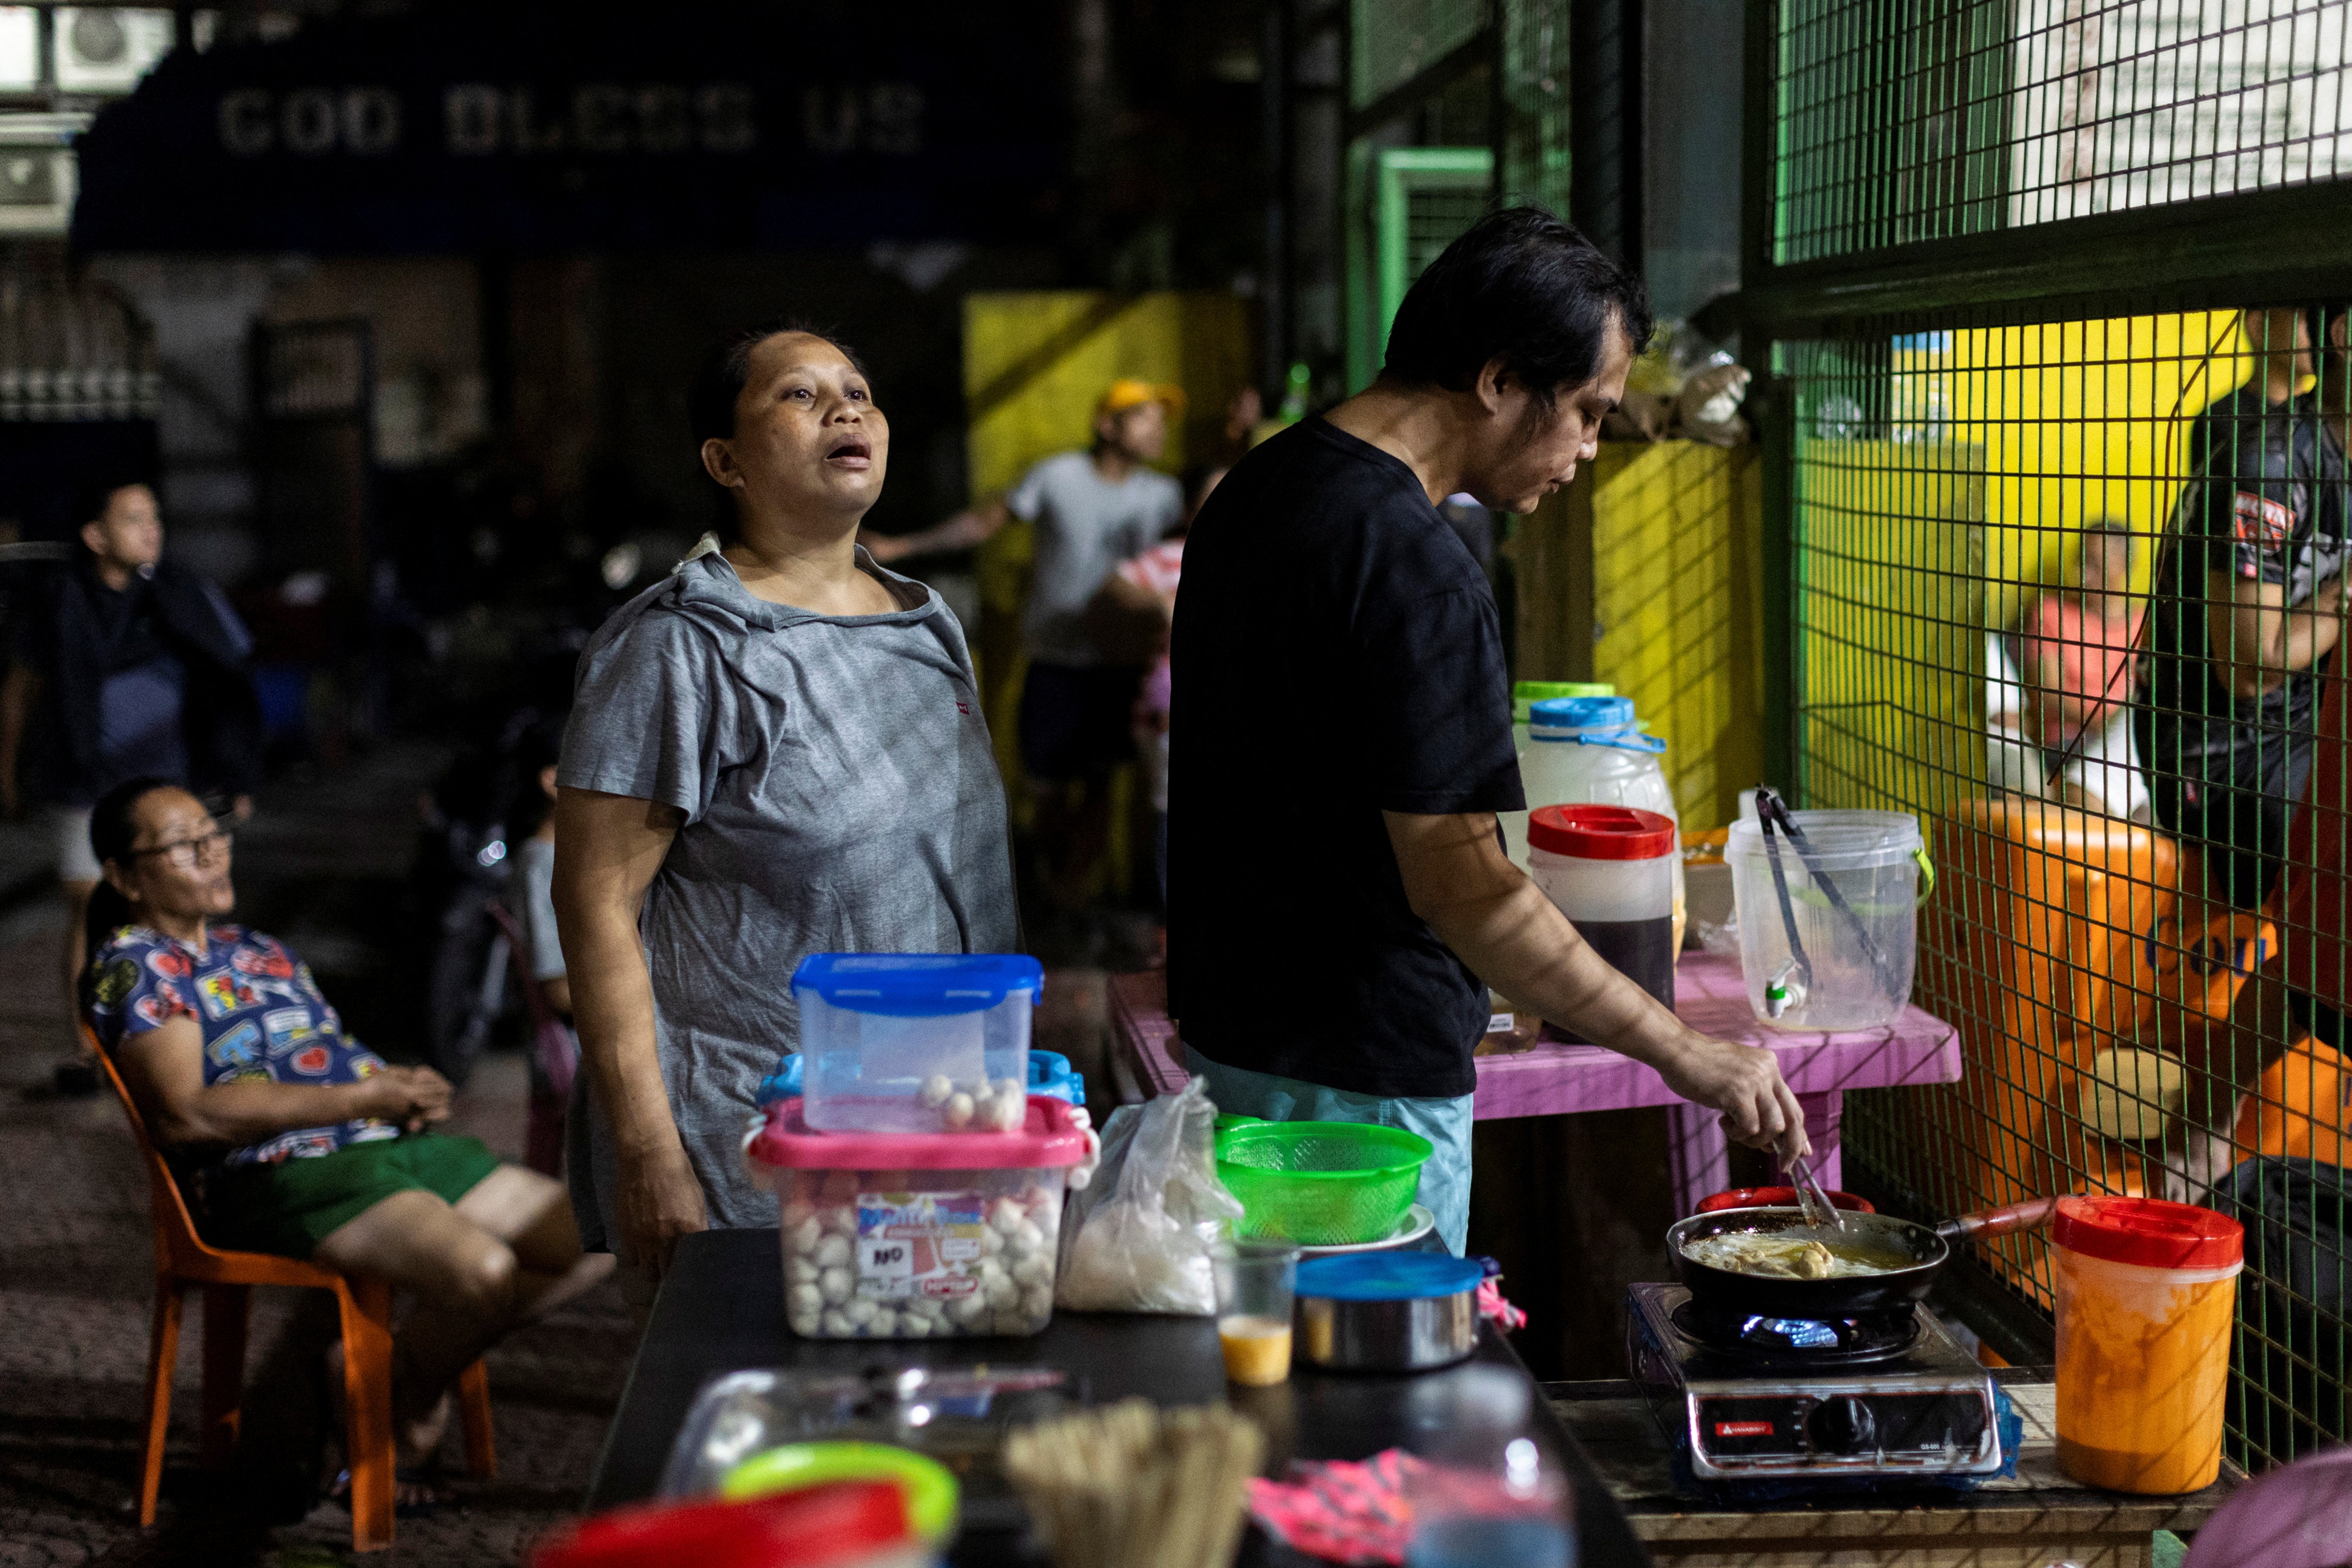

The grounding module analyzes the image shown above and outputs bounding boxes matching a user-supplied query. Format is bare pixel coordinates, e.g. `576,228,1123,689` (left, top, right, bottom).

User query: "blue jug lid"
1530,695,1634,734
1294,1252,1484,1301
790,953,1043,1018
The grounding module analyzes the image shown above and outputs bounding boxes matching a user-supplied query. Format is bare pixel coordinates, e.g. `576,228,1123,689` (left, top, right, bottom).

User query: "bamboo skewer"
1004,1401,1264,1568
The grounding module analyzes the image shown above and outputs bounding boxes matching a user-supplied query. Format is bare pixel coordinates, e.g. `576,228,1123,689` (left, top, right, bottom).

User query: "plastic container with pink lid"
745,1095,1091,1340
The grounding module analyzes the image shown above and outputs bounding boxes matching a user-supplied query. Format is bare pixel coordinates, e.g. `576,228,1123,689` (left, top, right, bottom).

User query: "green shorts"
201,1133,503,1259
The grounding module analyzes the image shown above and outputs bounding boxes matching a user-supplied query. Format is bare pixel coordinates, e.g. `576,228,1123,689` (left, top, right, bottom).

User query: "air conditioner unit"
53,8,174,95
0,113,84,237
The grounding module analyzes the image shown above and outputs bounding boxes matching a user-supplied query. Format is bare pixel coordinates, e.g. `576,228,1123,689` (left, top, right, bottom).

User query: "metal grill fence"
1761,1,2352,1475
1778,238,2351,1478
1350,0,1487,110
1774,0,2352,263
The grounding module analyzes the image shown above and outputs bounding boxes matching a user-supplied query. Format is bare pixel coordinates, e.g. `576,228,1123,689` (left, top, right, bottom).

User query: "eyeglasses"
131,828,232,870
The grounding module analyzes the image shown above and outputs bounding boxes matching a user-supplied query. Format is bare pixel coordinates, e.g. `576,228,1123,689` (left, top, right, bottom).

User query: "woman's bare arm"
552,786,702,1275
115,1015,444,1149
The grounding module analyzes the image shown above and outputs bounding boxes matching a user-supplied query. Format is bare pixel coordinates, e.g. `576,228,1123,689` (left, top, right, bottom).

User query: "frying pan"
1666,1196,2061,1319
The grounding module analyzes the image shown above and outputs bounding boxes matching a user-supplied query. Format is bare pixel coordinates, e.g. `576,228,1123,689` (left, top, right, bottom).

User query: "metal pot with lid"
1292,1253,1484,1372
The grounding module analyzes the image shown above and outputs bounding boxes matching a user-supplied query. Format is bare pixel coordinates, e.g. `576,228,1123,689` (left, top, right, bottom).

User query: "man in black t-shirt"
2139,309,2350,910
1168,209,1806,1254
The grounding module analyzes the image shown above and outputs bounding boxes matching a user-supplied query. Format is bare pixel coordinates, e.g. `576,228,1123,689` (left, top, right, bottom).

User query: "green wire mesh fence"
1783,303,2350,1471
1762,1,2352,1473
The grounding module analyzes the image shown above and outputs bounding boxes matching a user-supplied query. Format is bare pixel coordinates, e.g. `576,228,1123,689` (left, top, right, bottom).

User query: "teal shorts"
1182,1045,1476,1254
201,1133,503,1259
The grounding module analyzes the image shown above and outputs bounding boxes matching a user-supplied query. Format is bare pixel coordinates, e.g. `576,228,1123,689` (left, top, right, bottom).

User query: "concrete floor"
0,743,637,1567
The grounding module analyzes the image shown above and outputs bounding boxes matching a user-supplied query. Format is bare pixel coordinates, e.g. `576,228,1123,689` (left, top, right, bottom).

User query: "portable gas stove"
1626,1282,2005,1485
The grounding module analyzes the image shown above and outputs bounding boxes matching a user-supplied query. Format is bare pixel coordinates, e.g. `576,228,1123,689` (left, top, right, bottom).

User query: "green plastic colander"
1213,1121,1433,1245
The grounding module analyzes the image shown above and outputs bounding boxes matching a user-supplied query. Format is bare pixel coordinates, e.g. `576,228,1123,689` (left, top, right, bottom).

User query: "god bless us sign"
74,0,1059,252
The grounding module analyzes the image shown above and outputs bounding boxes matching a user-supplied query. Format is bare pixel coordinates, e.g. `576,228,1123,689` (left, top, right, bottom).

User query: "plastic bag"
1054,1076,1240,1314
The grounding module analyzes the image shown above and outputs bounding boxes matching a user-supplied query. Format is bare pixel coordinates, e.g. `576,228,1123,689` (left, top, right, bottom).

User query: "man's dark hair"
1382,207,1653,406
685,321,868,541
75,476,153,531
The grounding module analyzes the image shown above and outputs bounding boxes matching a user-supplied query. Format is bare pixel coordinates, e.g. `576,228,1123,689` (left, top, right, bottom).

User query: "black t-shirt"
2145,392,2349,798
1166,419,1522,1100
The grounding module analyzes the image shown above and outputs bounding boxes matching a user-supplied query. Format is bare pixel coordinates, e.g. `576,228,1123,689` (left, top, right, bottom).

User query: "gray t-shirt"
558,551,1018,1240
1007,450,1183,666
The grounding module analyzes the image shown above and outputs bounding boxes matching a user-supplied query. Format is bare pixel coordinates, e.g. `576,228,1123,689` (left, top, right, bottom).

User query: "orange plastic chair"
87,1024,493,1551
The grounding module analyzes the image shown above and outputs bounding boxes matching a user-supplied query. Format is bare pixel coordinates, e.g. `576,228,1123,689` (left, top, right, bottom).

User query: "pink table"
1106,951,1963,1215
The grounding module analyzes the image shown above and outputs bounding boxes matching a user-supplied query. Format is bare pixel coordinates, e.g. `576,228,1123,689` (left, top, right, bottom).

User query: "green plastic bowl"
720,1441,958,1542
1214,1120,1433,1245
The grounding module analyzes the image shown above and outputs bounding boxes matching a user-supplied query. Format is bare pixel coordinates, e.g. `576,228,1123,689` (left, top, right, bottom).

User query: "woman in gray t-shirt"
553,326,1017,1282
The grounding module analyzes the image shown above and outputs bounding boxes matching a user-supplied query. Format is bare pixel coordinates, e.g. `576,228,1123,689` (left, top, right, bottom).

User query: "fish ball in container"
746,1093,1085,1338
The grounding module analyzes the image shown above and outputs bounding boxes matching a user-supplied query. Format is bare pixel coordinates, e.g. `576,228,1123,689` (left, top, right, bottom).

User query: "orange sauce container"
2051,1195,2244,1494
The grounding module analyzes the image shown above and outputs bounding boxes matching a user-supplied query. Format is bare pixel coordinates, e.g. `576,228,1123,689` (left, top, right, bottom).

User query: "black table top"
588,1228,1651,1567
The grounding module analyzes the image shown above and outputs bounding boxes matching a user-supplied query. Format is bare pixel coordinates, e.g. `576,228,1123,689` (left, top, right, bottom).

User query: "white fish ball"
789,1308,822,1337
948,1292,990,1326
867,1308,900,1336
919,1073,954,1108
944,1093,975,1129
788,1282,823,1318
787,1256,819,1286
789,1217,823,1254
1019,1285,1054,1321
898,1312,931,1338
994,1078,1024,1106
989,1198,1025,1234
821,1308,856,1337
989,1095,1025,1132
984,1272,1019,1309
844,1297,877,1326
978,1226,1005,1256
1012,1219,1046,1256
814,1233,852,1269
818,1266,854,1304
1010,1253,1053,1288
975,1257,1007,1286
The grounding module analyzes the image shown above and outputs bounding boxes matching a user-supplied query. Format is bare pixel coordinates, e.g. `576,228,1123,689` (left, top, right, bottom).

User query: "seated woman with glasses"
80,776,612,1504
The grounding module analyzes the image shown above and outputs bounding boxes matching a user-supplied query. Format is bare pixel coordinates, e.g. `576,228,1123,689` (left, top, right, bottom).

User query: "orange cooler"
2052,1196,2244,1494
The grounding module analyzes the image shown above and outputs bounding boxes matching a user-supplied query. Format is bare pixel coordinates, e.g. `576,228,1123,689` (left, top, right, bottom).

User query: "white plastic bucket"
1726,810,1926,1031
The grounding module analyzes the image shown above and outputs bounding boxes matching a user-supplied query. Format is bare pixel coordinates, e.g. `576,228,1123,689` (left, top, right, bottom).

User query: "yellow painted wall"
1941,311,2257,624
1794,438,1988,818
1585,443,1769,831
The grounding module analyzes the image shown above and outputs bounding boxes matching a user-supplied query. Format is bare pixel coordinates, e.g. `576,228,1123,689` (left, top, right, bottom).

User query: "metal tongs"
1751,787,1903,1017
1785,1152,1846,1233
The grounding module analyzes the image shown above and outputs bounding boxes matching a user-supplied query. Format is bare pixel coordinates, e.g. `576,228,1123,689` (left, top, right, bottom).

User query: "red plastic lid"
531,1481,907,1568
1527,804,1678,861
746,1095,1090,1171
2052,1195,2243,1271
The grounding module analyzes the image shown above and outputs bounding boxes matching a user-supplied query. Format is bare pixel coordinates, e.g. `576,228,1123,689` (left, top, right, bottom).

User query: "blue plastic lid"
1294,1252,1485,1301
790,953,1043,1018
1530,695,1633,734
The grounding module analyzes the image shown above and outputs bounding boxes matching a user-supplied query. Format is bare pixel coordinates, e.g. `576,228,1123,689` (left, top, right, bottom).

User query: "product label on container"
853,1190,986,1300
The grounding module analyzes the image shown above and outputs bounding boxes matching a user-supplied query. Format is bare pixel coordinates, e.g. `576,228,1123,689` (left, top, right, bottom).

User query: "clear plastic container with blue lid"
792,954,1043,1134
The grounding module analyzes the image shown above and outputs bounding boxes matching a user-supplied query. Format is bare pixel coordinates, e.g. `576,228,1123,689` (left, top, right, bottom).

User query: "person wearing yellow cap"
869,379,1186,906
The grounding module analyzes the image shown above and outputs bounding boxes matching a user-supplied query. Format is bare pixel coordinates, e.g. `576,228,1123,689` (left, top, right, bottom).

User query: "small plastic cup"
1213,1240,1300,1386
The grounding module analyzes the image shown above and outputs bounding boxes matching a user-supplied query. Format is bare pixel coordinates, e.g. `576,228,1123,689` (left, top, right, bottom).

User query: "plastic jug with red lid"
2051,1195,2244,1494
